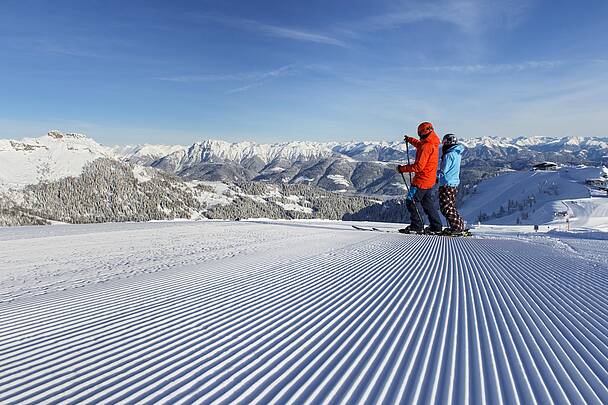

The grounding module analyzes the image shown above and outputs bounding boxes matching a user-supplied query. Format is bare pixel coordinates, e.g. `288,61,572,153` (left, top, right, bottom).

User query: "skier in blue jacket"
437,134,466,234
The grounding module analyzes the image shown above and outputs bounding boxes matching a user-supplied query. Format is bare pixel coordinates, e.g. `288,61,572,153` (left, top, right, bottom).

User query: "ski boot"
442,228,472,237
398,225,424,235
423,226,444,236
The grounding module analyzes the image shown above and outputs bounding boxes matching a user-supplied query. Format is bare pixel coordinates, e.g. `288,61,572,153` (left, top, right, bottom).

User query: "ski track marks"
0,221,357,302
1,223,608,404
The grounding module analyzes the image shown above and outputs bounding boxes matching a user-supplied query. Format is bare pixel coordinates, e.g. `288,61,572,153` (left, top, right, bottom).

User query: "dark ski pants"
439,185,465,232
406,187,443,231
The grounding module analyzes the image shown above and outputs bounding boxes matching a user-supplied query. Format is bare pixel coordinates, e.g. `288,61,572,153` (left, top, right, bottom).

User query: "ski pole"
403,137,424,225
405,140,413,185
400,171,424,227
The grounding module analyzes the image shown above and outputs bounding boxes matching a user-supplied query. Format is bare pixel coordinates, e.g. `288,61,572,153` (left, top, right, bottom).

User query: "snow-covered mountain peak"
512,136,550,147
185,139,336,164
1,131,109,155
47,130,88,140
112,135,608,167
562,136,583,146
109,143,187,165
462,136,521,150
0,131,112,190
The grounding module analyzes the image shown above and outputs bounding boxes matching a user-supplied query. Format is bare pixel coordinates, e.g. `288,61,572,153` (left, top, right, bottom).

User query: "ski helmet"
442,133,458,146
417,122,434,137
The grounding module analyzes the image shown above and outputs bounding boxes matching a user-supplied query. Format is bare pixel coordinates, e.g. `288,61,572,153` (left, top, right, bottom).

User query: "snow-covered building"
586,166,608,186
532,162,559,171
586,177,608,187
585,167,608,195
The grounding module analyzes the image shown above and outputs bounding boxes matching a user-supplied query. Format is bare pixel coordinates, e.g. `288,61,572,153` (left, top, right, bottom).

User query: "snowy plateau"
1,131,608,404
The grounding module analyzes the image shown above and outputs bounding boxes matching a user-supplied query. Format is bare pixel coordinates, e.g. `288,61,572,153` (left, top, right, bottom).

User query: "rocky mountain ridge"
114,135,608,195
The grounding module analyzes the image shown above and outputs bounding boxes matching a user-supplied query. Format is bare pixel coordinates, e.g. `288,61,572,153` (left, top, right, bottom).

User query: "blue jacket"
438,144,465,187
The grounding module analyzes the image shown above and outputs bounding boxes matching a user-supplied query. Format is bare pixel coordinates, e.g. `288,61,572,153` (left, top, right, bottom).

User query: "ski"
351,225,393,233
352,225,422,234
352,224,474,237
443,229,473,237
440,228,474,237
351,225,375,231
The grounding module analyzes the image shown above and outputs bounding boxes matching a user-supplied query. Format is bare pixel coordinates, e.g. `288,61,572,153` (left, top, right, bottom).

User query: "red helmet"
417,122,434,137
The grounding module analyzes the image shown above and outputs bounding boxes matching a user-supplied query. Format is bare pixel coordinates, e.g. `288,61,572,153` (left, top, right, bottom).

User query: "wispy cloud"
160,65,294,83
159,65,297,94
191,2,533,52
413,60,563,73
225,65,295,94
226,81,266,94
159,72,262,83
2,38,110,59
35,40,108,58
1,37,162,65
361,0,535,34
198,14,347,47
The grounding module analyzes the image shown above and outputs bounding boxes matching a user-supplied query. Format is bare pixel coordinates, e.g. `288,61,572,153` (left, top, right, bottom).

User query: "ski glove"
403,135,415,144
406,186,418,201
396,165,408,173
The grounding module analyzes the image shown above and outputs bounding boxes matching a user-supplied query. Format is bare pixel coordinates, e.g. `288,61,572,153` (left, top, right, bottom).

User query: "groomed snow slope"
561,196,608,231
461,167,601,226
1,221,608,404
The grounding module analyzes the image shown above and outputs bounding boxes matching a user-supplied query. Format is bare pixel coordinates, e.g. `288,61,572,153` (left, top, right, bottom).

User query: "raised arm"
404,135,422,148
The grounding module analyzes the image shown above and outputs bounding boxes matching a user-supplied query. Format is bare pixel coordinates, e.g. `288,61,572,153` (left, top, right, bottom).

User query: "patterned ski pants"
439,186,465,232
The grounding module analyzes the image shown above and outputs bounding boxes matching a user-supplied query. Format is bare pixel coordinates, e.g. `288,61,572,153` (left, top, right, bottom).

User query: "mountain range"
1,130,607,226
113,135,608,195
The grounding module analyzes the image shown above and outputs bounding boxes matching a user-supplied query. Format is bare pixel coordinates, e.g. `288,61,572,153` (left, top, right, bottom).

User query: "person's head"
417,122,434,139
442,133,458,147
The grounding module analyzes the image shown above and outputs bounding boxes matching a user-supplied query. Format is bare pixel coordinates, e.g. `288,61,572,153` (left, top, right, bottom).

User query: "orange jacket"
401,131,440,189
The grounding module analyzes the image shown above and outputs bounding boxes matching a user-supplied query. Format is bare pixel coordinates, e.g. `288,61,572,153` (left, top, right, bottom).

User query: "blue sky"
1,0,607,144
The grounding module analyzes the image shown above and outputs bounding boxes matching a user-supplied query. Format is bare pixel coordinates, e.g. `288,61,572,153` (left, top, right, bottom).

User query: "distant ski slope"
1,221,607,404
562,197,608,231
461,166,608,227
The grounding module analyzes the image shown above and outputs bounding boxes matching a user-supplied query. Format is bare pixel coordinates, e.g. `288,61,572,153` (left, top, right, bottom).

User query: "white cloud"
225,65,295,94
201,14,347,47
159,65,295,84
415,60,563,73
158,65,297,94
251,23,347,47
364,0,535,34
193,2,534,53
226,82,266,94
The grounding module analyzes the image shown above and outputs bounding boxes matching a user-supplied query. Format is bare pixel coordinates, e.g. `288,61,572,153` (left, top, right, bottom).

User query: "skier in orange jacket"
396,122,443,234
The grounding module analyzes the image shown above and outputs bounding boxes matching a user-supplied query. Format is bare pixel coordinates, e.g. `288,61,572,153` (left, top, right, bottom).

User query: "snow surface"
132,165,153,183
462,166,608,229
187,181,234,208
273,201,314,214
1,220,608,403
326,174,351,187
0,131,111,191
559,197,608,232
109,144,187,163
